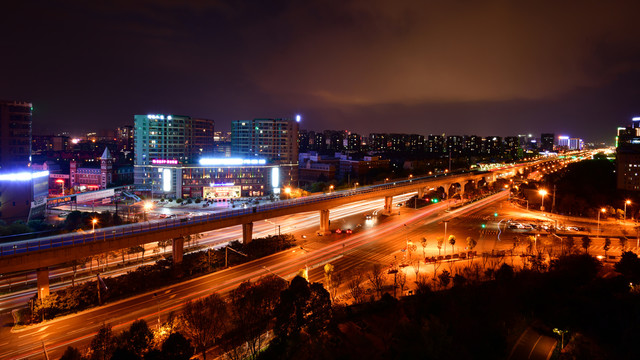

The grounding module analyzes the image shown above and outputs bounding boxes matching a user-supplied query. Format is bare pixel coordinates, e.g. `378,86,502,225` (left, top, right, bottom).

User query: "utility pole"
552,185,556,213
443,220,449,255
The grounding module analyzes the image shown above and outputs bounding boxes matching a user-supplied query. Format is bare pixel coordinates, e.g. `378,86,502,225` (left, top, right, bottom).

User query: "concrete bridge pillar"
36,267,50,299
242,222,254,244
384,196,393,213
417,188,425,198
172,237,184,265
319,209,330,235
444,184,451,199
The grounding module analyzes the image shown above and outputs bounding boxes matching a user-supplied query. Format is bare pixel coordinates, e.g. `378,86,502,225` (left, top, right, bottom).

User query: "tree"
619,237,628,252
367,264,387,298
181,293,228,360
397,271,407,296
452,274,467,287
411,259,421,282
566,236,575,254
347,270,365,303
466,237,477,251
421,237,427,258
60,346,83,360
604,238,611,259
274,275,331,340
581,236,592,254
436,237,444,255
123,319,153,358
161,332,193,360
438,270,451,289
228,276,287,359
323,263,338,301
495,263,514,282
448,235,456,253
90,323,115,360
615,251,640,283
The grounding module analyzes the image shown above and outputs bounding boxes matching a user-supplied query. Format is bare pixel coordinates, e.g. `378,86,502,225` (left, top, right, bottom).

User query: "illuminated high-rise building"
133,114,214,194
231,118,299,165
0,100,48,222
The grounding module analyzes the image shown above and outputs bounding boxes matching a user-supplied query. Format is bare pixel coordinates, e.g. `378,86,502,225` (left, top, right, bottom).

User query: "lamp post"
625,200,631,222
538,189,548,211
443,220,449,255
354,182,359,190
92,218,98,241
329,185,334,194
143,201,152,221
284,186,292,200
265,219,280,236
597,207,606,238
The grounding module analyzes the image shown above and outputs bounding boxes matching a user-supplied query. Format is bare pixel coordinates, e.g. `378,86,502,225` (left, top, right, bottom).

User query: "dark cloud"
1,0,639,142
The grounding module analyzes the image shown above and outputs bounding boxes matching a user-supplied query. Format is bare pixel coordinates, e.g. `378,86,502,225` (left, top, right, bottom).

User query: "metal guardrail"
0,168,504,257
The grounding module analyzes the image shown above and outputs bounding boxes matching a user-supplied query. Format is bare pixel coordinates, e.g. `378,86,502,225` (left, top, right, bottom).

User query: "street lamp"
143,201,153,221
538,189,548,211
625,200,631,222
92,218,98,241
284,186,292,199
329,185,334,194
354,182,359,190
597,207,606,238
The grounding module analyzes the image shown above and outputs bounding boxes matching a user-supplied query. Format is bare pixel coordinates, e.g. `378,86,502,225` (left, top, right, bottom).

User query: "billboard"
203,185,241,199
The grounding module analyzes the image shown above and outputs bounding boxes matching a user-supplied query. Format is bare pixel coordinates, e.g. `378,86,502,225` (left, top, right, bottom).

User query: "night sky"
2,0,640,143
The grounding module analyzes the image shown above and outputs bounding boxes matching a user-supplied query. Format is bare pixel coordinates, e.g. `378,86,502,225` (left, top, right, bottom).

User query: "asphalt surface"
0,191,539,359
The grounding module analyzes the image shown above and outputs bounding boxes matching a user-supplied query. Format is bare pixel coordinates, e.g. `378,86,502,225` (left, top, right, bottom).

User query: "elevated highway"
0,155,573,296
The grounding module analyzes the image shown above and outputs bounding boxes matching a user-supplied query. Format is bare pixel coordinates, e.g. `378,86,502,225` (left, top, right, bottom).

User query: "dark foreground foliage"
258,255,640,360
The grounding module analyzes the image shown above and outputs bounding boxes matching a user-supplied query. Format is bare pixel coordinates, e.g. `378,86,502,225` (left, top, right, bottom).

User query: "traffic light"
481,223,486,229
494,212,498,217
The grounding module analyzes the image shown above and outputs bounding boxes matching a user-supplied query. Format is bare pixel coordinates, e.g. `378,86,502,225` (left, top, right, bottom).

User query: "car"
365,214,372,220
58,212,69,218
335,229,342,234
159,214,168,219
396,203,403,207
168,214,177,218
345,229,353,234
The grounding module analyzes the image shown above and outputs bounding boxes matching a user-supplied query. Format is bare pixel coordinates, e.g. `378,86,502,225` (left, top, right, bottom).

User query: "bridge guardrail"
0,168,502,257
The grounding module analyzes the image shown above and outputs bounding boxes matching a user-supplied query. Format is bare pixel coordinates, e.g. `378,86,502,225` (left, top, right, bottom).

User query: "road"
0,191,512,359
0,193,419,312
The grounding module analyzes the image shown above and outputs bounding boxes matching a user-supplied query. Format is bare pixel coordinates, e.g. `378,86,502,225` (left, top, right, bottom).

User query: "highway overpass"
0,155,572,297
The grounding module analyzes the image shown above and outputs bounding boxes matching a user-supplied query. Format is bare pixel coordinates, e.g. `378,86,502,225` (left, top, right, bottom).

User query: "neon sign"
199,158,266,166
0,170,49,181
210,182,235,187
152,159,178,165
147,114,173,120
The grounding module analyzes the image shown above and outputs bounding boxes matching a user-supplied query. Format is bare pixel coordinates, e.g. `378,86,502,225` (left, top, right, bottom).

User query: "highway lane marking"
4,191,507,358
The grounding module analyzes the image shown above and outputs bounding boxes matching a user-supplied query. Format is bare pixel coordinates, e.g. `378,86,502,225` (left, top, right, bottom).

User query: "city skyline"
3,2,640,142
